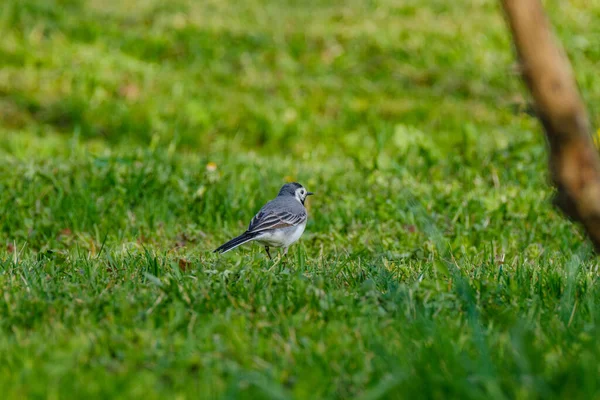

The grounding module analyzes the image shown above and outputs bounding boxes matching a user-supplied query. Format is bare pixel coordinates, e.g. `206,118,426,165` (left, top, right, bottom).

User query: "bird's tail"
214,231,259,254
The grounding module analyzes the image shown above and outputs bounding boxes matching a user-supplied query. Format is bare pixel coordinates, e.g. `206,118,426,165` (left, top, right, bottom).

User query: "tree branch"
501,0,600,252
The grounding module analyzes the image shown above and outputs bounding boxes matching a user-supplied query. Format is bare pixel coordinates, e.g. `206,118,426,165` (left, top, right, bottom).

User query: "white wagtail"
214,182,313,259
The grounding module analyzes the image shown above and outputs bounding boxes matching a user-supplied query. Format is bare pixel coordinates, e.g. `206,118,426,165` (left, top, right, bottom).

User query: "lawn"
1,0,600,398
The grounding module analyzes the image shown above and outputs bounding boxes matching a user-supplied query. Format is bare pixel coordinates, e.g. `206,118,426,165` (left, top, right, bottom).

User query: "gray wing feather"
248,198,307,233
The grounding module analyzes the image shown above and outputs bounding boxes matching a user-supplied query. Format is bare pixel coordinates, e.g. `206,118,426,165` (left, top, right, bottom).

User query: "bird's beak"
307,192,314,196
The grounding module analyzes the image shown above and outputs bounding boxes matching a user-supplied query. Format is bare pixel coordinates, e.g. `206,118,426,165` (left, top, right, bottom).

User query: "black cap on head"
278,182,303,196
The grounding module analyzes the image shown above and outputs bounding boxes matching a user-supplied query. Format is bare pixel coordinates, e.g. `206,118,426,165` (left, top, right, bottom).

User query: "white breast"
256,221,307,248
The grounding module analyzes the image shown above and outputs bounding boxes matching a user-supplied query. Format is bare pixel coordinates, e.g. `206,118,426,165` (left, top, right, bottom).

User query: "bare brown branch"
501,0,600,252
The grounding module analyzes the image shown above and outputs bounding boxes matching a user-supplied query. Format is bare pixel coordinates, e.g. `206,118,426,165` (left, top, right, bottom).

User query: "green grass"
2,0,600,398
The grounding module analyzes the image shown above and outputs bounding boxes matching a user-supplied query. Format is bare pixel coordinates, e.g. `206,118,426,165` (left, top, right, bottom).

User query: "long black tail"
214,231,259,254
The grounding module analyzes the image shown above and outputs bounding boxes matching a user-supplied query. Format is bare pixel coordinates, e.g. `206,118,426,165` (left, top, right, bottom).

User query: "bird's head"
278,182,314,205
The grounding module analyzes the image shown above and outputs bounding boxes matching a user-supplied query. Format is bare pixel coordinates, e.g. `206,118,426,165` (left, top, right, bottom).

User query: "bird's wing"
248,209,307,233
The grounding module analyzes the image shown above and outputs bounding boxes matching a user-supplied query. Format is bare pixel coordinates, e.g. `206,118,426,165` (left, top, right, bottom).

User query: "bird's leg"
283,247,288,257
264,246,272,260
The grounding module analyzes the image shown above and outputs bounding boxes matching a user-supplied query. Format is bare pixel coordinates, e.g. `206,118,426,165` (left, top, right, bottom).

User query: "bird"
214,182,313,259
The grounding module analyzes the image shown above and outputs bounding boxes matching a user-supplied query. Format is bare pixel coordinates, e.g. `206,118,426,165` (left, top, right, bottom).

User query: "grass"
1,0,600,398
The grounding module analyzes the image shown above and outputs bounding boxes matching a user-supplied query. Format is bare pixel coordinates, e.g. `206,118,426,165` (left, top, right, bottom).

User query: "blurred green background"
2,0,599,156
1,0,539,155
2,0,600,398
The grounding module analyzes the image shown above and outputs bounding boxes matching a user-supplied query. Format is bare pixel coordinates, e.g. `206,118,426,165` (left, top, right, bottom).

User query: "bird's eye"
301,190,305,195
